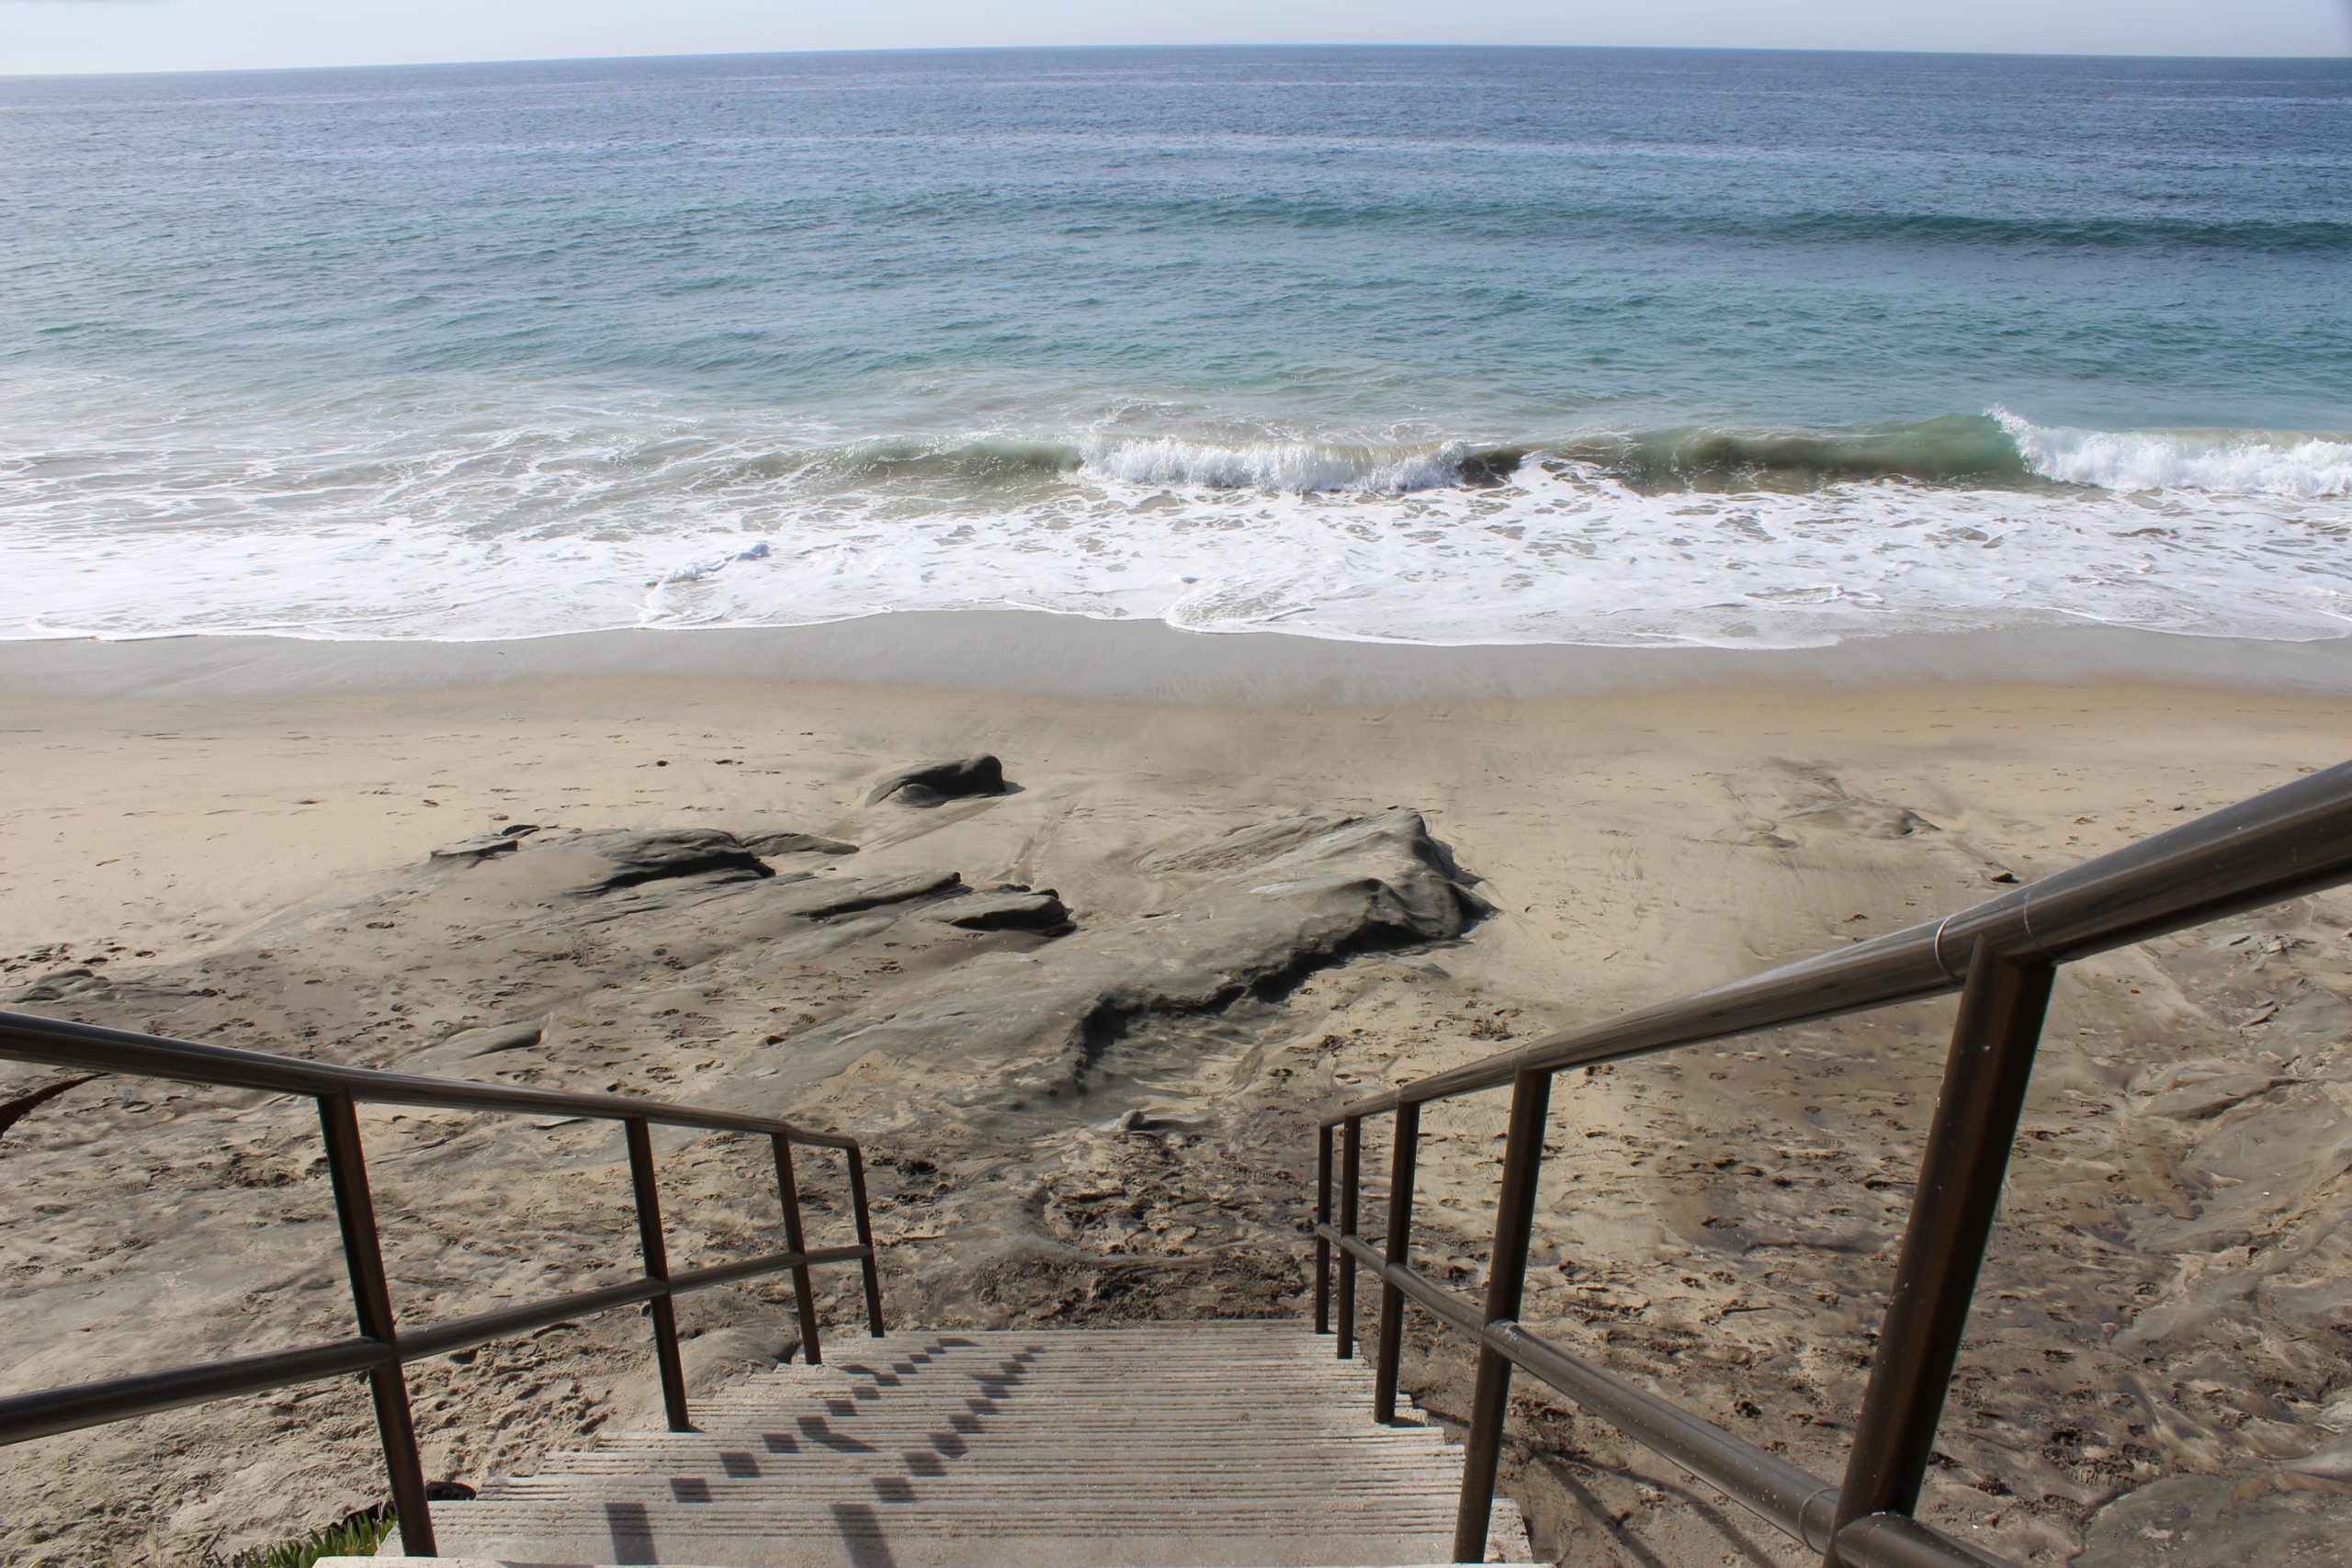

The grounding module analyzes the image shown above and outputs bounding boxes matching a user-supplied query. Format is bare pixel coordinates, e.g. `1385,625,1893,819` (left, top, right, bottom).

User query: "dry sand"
2,619,2349,1566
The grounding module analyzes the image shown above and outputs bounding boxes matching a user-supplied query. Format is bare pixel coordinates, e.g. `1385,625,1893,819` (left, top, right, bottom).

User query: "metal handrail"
0,1010,861,1144
0,1010,888,1557
1309,760,2352,1568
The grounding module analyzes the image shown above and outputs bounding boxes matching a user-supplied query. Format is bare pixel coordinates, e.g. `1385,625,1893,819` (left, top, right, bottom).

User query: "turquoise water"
3,46,2348,645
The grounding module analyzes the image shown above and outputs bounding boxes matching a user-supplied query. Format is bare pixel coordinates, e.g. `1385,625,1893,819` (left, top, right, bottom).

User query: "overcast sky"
5,0,2348,76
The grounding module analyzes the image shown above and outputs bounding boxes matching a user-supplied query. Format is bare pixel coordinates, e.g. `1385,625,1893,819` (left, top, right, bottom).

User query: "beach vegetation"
227,1506,394,1568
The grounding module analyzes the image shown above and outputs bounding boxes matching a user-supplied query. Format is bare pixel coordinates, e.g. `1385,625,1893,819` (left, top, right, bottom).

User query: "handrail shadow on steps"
1310,759,2352,1568
0,1012,888,1558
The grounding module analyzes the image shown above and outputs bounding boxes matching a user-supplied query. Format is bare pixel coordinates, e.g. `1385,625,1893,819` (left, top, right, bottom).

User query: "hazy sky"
5,0,2348,76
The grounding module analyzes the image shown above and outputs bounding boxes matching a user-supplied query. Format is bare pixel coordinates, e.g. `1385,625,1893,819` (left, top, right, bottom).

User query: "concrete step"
518,1443,1456,1478
362,1324,1533,1567
360,1512,1528,1568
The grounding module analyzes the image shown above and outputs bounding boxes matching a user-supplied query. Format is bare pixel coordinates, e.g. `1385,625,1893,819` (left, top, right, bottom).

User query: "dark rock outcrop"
552,829,775,896
865,755,1008,807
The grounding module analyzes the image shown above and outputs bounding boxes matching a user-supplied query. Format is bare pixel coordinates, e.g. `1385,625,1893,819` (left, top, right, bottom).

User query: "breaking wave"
785,415,2352,500
786,434,1522,495
1992,410,2352,499
4,378,2348,648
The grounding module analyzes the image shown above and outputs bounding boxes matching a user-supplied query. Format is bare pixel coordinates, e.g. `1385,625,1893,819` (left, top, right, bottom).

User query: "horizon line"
7,38,2349,83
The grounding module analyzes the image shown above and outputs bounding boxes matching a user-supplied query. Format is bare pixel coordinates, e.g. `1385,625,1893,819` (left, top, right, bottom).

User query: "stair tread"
395,1325,1532,1568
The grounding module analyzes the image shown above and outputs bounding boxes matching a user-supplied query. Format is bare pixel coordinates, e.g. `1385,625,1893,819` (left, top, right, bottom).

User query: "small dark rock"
430,835,520,863
441,1020,545,1057
1454,445,1527,488
865,755,1008,807
12,968,106,1004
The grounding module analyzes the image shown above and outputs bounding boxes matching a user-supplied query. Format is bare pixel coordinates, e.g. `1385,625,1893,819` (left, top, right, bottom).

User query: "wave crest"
1556,416,2030,491
797,434,1529,494
874,417,2352,500
1079,436,1521,492
1994,409,2352,499
559,419,2352,503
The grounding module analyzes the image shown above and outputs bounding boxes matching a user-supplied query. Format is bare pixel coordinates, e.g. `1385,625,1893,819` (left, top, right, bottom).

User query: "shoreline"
5,612,2352,703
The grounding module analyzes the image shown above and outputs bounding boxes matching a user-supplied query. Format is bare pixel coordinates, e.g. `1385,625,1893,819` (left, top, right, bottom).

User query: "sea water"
3,46,2347,647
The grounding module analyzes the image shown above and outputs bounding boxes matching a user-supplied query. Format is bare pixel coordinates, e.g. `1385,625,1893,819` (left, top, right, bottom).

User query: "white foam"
1995,408,2352,498
1077,435,1464,493
4,375,2348,651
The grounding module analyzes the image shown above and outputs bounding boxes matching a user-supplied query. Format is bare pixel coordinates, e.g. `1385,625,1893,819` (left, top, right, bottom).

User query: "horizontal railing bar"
1837,1510,2022,1568
1329,761,2352,1121
0,1337,387,1448
1294,1245,2025,1568
392,1245,876,1367
6,1243,888,1445
1315,1235,1840,1552
1485,1321,1842,1554
1382,1301,2018,1568
0,1010,858,1147
396,1279,665,1361
1320,1224,1485,1337
669,1244,870,1295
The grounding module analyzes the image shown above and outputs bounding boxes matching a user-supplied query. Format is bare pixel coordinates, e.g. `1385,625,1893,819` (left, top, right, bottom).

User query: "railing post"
1335,1115,1363,1359
844,1145,888,1337
1453,1067,1552,1562
1374,1102,1421,1423
623,1117,692,1432
1313,1122,1334,1335
1825,939,2054,1568
770,1134,825,1365
316,1093,435,1557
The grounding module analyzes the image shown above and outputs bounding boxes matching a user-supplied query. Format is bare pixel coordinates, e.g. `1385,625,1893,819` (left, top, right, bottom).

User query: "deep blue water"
3,47,2348,645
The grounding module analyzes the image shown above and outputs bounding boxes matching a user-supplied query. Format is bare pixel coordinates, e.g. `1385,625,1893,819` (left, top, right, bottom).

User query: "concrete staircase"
334,1323,1534,1568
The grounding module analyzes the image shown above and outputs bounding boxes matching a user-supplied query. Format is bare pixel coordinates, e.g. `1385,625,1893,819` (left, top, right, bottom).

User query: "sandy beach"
12,24,2352,1568
4,617,2351,1565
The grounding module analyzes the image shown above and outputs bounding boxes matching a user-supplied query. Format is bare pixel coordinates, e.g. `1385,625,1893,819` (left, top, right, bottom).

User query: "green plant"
232,1506,394,1568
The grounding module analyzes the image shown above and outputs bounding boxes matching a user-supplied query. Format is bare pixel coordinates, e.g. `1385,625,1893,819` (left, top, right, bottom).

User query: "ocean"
3,45,2348,648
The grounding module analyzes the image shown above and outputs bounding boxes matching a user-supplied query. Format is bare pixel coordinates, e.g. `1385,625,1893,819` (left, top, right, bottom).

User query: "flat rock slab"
765,870,965,920
770,807,1488,1115
741,831,859,859
932,887,1070,931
